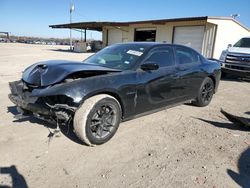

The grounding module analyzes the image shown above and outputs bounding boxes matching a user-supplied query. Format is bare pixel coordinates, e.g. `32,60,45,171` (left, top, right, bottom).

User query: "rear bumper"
214,70,221,93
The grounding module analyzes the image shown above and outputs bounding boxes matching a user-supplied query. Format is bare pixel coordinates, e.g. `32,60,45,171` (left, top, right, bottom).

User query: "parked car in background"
0,38,9,43
219,37,250,78
9,43,221,146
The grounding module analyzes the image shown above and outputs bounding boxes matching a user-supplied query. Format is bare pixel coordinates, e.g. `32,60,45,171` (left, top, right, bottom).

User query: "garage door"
173,26,205,52
108,29,122,45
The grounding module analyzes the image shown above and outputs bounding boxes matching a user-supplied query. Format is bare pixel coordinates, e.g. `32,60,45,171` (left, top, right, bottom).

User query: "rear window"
176,47,200,65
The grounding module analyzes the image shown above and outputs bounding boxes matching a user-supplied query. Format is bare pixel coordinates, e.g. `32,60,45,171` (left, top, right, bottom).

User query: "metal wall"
202,23,217,58
208,18,250,59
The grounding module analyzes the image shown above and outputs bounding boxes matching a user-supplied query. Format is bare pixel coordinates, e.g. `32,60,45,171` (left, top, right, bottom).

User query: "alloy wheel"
89,105,117,139
201,82,213,103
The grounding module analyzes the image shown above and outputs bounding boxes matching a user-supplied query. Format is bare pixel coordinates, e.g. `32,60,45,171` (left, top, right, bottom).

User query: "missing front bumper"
9,80,75,123
8,94,53,116
9,80,53,116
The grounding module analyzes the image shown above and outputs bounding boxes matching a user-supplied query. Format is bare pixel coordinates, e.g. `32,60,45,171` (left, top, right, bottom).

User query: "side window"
176,47,200,65
144,47,174,67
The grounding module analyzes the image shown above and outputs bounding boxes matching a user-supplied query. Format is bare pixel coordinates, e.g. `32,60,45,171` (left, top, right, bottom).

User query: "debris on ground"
47,128,61,146
220,109,250,128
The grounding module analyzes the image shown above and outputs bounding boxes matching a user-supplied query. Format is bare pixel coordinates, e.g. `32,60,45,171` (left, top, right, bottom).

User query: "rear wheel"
73,94,121,146
193,77,214,107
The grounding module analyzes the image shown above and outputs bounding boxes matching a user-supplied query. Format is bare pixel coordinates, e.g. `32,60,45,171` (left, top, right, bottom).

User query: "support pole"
69,2,74,51
70,12,73,51
84,29,87,42
81,29,83,42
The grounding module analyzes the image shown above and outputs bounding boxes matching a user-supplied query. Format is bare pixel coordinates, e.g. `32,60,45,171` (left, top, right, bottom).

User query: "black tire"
73,94,121,146
193,77,214,107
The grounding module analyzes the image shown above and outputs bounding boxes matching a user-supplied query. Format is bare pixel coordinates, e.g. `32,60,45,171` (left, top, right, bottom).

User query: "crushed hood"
228,47,250,54
22,60,120,87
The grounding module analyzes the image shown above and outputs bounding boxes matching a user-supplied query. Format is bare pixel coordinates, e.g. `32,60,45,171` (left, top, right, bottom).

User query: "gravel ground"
0,43,249,188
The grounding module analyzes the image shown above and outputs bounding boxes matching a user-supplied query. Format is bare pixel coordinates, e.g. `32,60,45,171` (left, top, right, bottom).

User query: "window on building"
134,28,156,42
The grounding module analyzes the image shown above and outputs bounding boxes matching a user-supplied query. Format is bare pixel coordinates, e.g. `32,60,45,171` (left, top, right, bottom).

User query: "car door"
135,46,180,114
174,46,206,100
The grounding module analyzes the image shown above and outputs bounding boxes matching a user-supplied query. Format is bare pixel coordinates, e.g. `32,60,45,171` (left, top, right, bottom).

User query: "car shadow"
7,106,87,146
0,165,28,188
48,49,90,54
194,117,250,132
227,147,250,188
221,76,250,83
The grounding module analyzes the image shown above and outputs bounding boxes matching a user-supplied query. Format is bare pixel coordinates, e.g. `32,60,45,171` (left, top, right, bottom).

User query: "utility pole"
70,2,74,51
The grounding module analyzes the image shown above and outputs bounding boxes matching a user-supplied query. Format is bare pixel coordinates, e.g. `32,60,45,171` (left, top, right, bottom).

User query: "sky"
0,0,250,40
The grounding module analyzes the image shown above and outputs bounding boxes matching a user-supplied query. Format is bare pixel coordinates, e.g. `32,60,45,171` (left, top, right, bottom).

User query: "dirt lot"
0,43,249,188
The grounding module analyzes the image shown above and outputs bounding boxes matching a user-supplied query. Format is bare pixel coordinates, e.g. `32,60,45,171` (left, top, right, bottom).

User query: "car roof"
112,42,191,49
109,42,204,57
114,42,168,46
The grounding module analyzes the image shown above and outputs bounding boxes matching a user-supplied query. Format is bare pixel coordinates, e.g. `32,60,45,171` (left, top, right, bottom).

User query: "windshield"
83,44,149,70
234,38,250,48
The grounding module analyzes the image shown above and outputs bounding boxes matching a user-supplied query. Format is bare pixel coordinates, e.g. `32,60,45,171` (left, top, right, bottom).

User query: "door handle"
172,73,180,79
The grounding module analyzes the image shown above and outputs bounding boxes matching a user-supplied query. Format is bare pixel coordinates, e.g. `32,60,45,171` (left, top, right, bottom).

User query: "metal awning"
49,16,209,31
49,22,129,31
49,16,250,32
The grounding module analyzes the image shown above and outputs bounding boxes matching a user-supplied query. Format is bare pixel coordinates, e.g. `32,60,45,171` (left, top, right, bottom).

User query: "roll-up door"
108,29,122,45
173,26,205,52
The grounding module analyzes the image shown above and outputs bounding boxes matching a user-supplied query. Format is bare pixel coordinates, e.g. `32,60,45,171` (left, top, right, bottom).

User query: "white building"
50,16,250,59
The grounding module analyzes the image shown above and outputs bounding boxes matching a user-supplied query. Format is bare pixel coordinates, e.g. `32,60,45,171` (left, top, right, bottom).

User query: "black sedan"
9,42,221,146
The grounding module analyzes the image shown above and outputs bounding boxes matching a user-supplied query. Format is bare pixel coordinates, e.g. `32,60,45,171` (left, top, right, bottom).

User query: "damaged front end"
9,60,121,124
9,80,77,124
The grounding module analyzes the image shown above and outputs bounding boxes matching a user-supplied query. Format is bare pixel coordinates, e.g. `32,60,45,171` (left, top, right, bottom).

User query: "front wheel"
193,77,214,107
74,94,122,146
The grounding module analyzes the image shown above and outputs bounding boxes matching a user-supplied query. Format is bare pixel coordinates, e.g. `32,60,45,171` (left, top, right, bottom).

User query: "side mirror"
227,44,232,48
140,62,159,71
